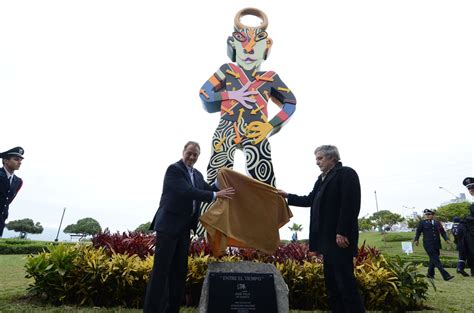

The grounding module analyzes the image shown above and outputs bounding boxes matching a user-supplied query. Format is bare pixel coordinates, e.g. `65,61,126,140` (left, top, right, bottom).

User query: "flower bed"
24,232,431,310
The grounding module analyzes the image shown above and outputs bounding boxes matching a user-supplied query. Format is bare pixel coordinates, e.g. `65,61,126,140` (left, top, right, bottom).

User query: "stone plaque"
208,272,277,313
198,261,288,313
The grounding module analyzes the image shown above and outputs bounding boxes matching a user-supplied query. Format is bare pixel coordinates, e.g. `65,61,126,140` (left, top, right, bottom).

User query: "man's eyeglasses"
424,213,433,216
467,186,474,190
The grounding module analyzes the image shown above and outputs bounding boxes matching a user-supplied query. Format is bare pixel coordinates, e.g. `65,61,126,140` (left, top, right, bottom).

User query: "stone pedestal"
198,261,289,313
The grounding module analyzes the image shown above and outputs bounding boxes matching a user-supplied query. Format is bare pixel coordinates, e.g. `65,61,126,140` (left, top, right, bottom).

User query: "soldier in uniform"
0,146,24,237
460,177,474,276
451,216,469,276
413,209,454,280
463,177,474,216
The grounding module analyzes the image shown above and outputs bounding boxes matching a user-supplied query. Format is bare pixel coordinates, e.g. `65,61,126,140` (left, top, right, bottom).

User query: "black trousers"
424,246,450,279
457,247,467,271
144,231,190,313
0,212,6,237
323,256,365,313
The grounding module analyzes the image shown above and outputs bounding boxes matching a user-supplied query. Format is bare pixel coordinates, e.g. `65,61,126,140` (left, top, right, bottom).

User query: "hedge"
0,239,76,255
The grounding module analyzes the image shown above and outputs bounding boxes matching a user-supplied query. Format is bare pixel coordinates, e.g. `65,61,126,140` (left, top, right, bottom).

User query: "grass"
358,231,458,259
1,232,473,312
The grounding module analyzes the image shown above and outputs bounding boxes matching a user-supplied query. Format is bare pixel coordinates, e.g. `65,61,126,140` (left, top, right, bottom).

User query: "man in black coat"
0,146,24,237
144,141,234,313
413,209,454,280
278,145,364,313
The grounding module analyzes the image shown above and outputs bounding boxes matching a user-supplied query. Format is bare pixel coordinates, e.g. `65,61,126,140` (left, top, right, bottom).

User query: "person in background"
413,209,454,281
459,177,474,276
278,145,365,313
0,146,24,237
143,141,234,313
451,216,469,276
463,177,474,216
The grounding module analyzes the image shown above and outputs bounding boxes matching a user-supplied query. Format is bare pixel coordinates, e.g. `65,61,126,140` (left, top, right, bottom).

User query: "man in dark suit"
413,209,454,281
144,141,234,313
0,146,24,237
278,145,364,313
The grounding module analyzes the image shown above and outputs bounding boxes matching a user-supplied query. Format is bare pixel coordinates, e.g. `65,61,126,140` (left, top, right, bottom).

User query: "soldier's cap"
0,146,24,159
453,216,461,223
462,177,474,189
423,209,435,215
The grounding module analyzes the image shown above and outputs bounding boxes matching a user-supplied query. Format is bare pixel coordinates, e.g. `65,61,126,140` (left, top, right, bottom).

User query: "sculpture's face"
232,28,271,71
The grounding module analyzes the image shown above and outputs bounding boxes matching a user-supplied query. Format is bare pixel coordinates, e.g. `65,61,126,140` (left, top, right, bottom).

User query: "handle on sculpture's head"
234,7,268,31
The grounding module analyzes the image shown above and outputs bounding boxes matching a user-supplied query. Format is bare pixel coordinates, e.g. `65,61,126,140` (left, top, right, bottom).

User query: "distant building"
440,193,469,206
391,221,411,232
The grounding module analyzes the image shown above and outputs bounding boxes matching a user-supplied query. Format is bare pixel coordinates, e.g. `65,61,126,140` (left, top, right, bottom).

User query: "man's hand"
246,121,273,145
413,240,419,246
336,234,349,248
277,189,288,198
227,82,257,109
216,187,235,200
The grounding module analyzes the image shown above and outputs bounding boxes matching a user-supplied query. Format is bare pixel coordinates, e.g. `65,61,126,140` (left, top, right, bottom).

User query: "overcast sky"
1,0,473,241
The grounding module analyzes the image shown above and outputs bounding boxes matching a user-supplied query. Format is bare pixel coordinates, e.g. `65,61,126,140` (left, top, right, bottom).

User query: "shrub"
188,237,213,256
25,243,80,305
91,229,155,260
25,244,152,307
25,241,430,311
276,259,327,310
0,243,47,254
0,239,75,255
384,233,415,242
383,255,432,310
385,254,458,268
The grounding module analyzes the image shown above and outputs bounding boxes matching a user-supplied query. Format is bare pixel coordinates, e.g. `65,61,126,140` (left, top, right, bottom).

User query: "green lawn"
1,232,473,313
359,231,458,259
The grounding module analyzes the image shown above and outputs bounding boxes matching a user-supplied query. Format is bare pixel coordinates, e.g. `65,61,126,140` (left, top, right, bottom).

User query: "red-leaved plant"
92,231,378,265
92,228,155,259
354,240,381,266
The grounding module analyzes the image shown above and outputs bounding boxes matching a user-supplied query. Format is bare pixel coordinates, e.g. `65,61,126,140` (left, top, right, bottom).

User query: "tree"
288,223,303,241
135,222,153,234
434,202,471,222
358,217,374,232
370,210,405,232
406,214,422,230
64,217,101,238
6,218,43,239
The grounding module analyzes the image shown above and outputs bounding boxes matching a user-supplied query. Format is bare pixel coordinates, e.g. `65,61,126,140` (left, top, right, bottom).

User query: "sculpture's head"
227,8,273,71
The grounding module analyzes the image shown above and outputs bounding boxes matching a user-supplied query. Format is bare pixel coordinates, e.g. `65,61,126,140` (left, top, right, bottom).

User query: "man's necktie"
190,169,195,186
190,169,197,215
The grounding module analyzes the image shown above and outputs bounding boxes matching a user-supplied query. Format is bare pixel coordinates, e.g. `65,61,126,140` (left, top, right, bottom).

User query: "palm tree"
288,223,303,241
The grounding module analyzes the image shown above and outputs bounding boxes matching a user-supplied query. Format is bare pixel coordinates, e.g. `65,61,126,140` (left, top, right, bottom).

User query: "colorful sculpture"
198,8,296,234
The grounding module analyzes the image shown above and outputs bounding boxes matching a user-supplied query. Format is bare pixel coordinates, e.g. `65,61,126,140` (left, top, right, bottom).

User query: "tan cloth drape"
200,168,292,256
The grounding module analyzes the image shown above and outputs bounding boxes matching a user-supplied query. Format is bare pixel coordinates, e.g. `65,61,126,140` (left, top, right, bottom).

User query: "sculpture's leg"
196,119,236,236
242,137,276,187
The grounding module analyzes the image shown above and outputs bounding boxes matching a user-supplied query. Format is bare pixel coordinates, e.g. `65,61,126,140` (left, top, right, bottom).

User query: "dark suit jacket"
0,167,23,217
414,219,448,251
287,162,361,260
0,167,23,235
150,160,218,236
